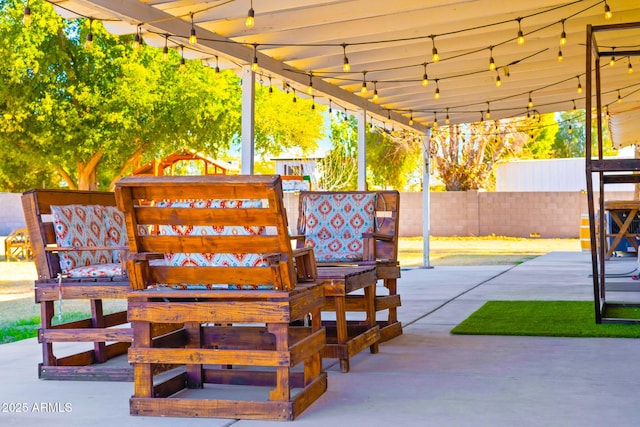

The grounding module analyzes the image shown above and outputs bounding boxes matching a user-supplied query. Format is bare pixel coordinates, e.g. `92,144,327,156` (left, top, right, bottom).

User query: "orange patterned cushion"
51,205,112,274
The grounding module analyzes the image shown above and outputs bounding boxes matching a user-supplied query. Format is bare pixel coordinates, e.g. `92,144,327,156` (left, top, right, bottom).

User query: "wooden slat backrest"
21,189,118,280
114,175,298,291
297,190,400,263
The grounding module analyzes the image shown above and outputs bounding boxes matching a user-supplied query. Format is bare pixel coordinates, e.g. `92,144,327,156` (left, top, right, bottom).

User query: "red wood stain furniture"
21,189,133,381
296,190,402,343
115,175,327,421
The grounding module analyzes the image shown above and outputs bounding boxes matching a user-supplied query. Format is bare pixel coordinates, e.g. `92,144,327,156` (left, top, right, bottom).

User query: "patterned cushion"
102,205,128,263
301,193,377,262
51,205,113,274
66,263,123,278
151,199,272,290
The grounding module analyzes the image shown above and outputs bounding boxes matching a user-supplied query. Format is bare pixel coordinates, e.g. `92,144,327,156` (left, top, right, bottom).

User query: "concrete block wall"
0,193,25,235
2,190,636,238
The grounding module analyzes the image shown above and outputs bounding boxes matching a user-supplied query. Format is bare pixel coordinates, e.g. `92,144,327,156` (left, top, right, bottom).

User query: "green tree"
553,110,616,158
431,119,529,191
318,114,421,190
0,0,325,191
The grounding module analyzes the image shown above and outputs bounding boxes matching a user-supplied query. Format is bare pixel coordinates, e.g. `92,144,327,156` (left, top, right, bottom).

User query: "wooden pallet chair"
295,190,402,343
115,175,327,421
21,189,134,381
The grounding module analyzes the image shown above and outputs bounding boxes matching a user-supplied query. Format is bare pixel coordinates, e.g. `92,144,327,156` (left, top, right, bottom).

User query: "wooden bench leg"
304,306,322,385
91,299,107,363
333,295,350,373
40,301,56,367
365,284,378,354
185,322,203,389
132,321,153,399
267,323,290,401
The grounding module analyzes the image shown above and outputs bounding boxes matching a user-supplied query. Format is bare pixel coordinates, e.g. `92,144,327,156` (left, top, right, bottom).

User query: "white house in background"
495,153,636,192
272,157,322,191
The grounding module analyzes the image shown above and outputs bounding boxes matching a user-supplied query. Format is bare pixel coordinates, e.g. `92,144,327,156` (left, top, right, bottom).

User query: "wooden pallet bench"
21,189,134,381
295,190,402,344
115,175,327,421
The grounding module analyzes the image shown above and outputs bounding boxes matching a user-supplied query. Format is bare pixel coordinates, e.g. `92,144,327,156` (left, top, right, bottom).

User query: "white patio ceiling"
49,0,640,136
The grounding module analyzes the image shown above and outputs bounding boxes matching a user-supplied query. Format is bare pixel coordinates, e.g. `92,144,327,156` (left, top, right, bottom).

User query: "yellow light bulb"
23,6,31,26
245,8,255,28
432,48,440,63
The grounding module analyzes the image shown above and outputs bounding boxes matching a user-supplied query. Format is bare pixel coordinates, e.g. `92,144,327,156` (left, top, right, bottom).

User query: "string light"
576,76,582,94
445,108,450,125
430,35,440,62
373,81,379,101
422,63,429,86
251,44,259,71
610,47,615,66
605,105,610,119
572,100,577,112
486,102,491,119
361,72,367,93
55,2,618,126
516,18,525,45
617,90,622,103
559,19,567,46
292,89,297,103
245,0,255,28
189,13,197,45
433,112,438,127
409,110,414,126
604,1,613,20
528,92,533,108
311,95,315,110
23,1,31,26
489,46,496,71
268,76,273,93
329,99,333,113
495,70,502,87
85,18,94,49
307,73,313,95
568,124,572,134
180,45,186,71
214,55,220,73
162,34,169,61
132,25,142,51
342,43,350,72
629,57,634,74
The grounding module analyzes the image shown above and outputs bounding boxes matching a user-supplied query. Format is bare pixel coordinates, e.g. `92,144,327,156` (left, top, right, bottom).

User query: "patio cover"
47,0,640,130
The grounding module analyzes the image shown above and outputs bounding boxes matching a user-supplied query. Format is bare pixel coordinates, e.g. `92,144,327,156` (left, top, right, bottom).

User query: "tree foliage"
553,110,616,158
0,0,325,191
318,114,421,191
431,119,529,191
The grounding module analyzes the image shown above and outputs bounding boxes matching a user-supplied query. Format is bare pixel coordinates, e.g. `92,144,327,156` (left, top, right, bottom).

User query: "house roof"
50,1,640,135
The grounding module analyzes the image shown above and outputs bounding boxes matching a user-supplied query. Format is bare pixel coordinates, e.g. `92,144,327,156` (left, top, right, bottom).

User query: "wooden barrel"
580,214,591,251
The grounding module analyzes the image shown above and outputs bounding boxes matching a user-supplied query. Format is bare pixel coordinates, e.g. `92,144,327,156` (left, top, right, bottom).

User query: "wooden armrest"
127,252,159,260
372,232,393,242
292,247,317,281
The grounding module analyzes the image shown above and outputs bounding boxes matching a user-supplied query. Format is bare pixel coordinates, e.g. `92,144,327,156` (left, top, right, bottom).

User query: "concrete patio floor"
1,251,639,427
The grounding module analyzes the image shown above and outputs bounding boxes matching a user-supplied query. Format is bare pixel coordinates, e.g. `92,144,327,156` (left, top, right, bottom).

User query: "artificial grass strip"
451,301,640,338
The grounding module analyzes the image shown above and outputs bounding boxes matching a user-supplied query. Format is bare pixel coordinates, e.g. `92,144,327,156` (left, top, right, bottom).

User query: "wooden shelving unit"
585,22,640,323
